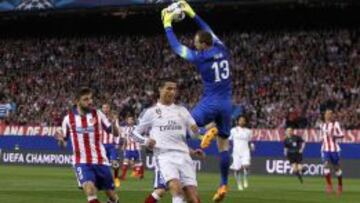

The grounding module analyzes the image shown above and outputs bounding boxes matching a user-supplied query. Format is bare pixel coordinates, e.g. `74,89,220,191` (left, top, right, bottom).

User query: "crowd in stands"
0,28,359,129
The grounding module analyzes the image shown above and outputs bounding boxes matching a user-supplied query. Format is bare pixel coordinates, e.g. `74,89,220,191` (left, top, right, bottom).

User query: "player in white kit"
229,116,254,191
130,78,201,203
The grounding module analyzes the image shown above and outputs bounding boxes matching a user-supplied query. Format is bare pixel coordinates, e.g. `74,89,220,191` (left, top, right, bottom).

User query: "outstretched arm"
162,8,198,62
165,28,198,62
180,0,224,46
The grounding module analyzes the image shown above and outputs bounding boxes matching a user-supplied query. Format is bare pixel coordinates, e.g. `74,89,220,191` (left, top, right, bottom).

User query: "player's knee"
112,161,120,169
188,195,200,203
154,188,166,198
335,169,342,177
217,138,230,151
168,180,183,195
83,182,97,196
105,190,118,203
323,168,331,175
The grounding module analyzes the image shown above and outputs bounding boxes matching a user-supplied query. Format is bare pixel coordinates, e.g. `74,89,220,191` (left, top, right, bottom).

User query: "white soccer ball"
166,2,186,22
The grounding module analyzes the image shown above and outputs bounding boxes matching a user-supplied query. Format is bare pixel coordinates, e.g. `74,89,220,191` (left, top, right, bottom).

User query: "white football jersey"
229,127,252,156
132,102,196,156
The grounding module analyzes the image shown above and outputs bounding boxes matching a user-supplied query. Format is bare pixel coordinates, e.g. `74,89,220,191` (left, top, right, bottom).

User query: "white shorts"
230,154,251,170
154,151,197,187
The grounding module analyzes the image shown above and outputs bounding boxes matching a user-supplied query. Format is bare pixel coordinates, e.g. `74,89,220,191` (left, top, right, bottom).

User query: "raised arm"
179,0,224,46
162,8,198,62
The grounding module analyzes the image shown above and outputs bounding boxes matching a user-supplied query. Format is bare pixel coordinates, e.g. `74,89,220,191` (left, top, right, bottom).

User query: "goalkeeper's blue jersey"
165,15,232,101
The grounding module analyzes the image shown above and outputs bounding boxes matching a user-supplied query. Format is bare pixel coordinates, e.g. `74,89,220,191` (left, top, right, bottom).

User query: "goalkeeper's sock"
219,151,230,186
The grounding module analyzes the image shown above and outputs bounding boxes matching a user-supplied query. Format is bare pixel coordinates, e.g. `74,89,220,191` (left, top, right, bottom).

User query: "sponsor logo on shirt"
159,120,182,131
76,127,95,134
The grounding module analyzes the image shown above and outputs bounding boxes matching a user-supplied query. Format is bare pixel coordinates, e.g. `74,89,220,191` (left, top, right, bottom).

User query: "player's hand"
54,129,64,140
161,8,175,28
58,139,67,149
146,138,156,150
179,0,196,18
109,113,118,123
54,129,67,149
191,149,206,160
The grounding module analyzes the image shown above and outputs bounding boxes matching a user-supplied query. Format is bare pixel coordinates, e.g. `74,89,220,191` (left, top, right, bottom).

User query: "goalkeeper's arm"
162,8,198,62
179,0,223,46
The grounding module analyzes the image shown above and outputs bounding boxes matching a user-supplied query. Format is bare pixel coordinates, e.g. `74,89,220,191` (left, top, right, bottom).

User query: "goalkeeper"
162,1,232,202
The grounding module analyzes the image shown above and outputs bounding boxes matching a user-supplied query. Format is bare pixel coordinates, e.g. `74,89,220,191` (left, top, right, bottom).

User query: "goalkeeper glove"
161,8,175,28
179,0,196,18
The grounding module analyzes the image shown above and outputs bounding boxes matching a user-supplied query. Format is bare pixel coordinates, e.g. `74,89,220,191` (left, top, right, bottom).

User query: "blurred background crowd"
0,28,359,129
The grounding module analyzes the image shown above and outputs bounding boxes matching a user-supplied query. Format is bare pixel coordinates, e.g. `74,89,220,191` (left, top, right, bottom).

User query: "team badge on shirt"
155,108,162,118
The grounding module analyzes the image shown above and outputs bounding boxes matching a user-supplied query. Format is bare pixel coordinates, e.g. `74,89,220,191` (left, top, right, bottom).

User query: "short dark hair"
196,30,213,46
238,115,248,122
75,87,93,100
159,77,177,88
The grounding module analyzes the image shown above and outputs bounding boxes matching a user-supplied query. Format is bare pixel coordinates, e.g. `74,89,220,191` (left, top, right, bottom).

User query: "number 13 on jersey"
211,60,230,82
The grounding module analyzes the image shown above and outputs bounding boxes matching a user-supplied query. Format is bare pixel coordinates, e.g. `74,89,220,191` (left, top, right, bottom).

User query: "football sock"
219,151,230,186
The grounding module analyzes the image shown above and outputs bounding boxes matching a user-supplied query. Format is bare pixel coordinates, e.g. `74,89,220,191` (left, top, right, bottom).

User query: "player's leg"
230,154,242,191
109,146,121,187
168,179,185,203
241,157,251,188
212,106,232,202
242,166,249,188
191,102,217,149
332,152,343,195
134,150,144,179
120,151,130,180
145,166,167,203
96,165,119,203
322,152,333,193
179,156,200,203
183,186,201,203
104,190,119,203
145,188,166,203
74,164,100,203
111,160,121,188
130,159,137,177
292,162,303,184
83,182,100,203
233,169,243,191
296,153,304,183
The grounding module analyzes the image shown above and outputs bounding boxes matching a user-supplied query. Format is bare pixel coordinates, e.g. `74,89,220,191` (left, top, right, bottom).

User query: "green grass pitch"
0,166,359,203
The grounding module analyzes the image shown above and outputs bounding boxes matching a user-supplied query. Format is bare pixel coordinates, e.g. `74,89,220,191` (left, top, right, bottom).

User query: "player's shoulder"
245,128,252,134
62,114,70,123
173,104,190,112
139,104,158,118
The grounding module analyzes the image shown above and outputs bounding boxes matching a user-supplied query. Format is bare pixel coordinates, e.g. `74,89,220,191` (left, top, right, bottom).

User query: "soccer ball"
166,2,186,22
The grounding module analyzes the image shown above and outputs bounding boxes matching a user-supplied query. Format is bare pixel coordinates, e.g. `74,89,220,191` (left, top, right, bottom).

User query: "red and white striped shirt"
320,121,344,152
102,119,120,145
121,125,140,151
62,108,111,166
